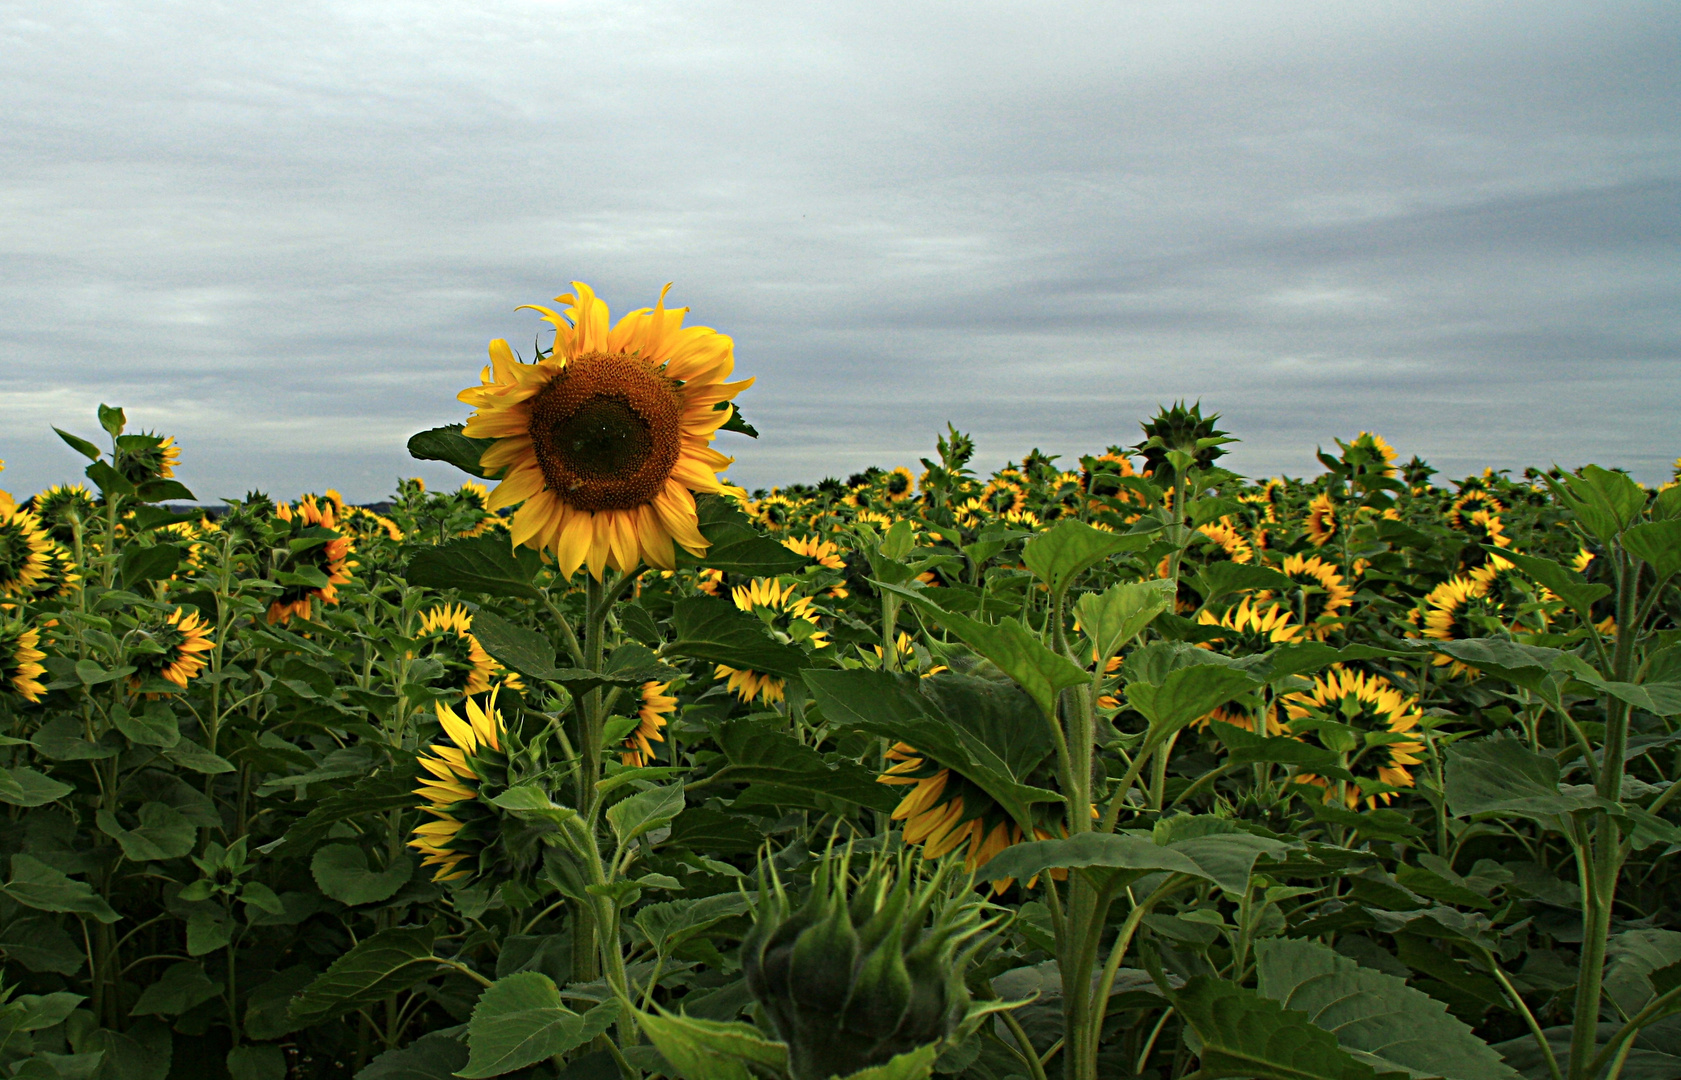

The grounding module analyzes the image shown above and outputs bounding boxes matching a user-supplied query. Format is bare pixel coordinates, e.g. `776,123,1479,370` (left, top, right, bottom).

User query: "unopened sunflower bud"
742,848,987,1080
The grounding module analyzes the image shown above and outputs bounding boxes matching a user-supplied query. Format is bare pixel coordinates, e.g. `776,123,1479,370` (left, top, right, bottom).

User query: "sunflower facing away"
27,484,97,545
1266,554,1353,640
1,621,47,703
459,282,753,580
1413,574,1502,677
268,496,355,625
781,534,845,570
410,693,510,882
714,578,827,704
1283,666,1425,808
622,680,676,767
0,508,52,599
129,608,214,690
1195,596,1304,652
414,604,522,697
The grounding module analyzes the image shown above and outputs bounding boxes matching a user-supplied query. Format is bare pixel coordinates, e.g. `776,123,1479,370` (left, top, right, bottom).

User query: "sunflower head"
782,534,846,571
0,508,52,599
1283,666,1424,808
1135,401,1233,486
1340,432,1398,479
1265,554,1353,640
881,467,916,504
114,433,181,486
0,620,47,703
27,485,98,545
27,542,81,602
1415,574,1502,677
459,282,753,580
1304,492,1339,547
1448,490,1506,530
409,694,517,882
1195,596,1303,653
714,578,827,703
127,608,214,691
414,603,522,697
267,496,355,625
621,680,676,767
980,478,1026,516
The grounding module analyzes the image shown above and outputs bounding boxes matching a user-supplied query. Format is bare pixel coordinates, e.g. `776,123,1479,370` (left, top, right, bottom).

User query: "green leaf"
226,1043,287,1080
718,404,759,438
13,991,83,1032
1260,644,1411,683
1624,520,1681,581
406,424,499,480
833,1044,941,1080
117,544,181,589
112,701,181,749
634,893,752,959
98,403,126,437
1191,562,1296,604
804,669,1062,832
606,784,686,847
96,803,196,861
1407,639,1563,693
1074,579,1173,662
1603,929,1681,1018
130,962,222,1018
1445,736,1614,822
1557,655,1681,716
1210,722,1352,778
668,596,810,679
162,737,236,774
135,479,196,504
0,916,86,974
1255,937,1519,1079
81,1018,172,1080
404,535,543,600
3,855,120,923
976,833,1207,885
1167,975,1398,1080
310,845,414,906
1494,549,1612,622
85,459,134,498
288,924,443,1026
458,972,619,1079
1126,663,1261,733
0,767,73,808
54,427,102,461
709,718,899,814
187,908,233,956
356,1031,469,1080
878,582,1087,720
1168,831,1299,893
1021,520,1148,598
486,784,579,829
630,1004,789,1080
469,611,677,691
676,494,809,576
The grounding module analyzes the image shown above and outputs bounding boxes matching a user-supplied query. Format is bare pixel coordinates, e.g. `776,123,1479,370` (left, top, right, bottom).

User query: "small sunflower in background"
127,608,214,691
1196,596,1303,652
1448,489,1504,529
113,433,181,487
341,506,405,543
455,482,496,537
414,604,522,697
621,681,676,767
754,494,798,531
27,543,80,602
1304,492,1339,547
27,485,97,545
1196,703,1284,736
1003,509,1041,529
458,282,752,580
0,620,47,703
880,467,916,505
1283,667,1425,808
1191,519,1254,565
1413,575,1503,677
1343,432,1398,478
1264,554,1353,640
981,478,1027,515
0,508,51,599
714,578,827,703
268,495,355,625
781,534,844,570
410,694,510,882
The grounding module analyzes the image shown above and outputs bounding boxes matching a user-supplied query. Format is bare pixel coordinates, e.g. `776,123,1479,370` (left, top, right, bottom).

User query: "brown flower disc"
527,351,685,512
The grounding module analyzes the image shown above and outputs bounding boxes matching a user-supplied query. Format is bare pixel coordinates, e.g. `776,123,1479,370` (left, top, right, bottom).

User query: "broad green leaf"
356,1031,469,1080
404,535,542,600
81,1019,172,1080
310,845,414,906
976,833,1207,885
243,967,316,1041
85,459,134,498
1445,736,1614,822
1624,519,1681,581
1126,663,1261,733
1260,643,1411,683
606,784,686,847
0,767,73,808
406,424,498,479
97,804,195,861
288,924,443,1026
1169,831,1300,894
1255,937,1520,1080
1075,579,1173,662
804,669,1062,832
98,403,126,437
634,893,752,958
135,478,196,503
3,855,120,923
667,595,810,679
878,582,1086,720
631,1004,789,1080
117,544,180,589
0,916,85,974
1021,520,1148,597
112,701,182,749
1167,975,1398,1080
187,908,234,956
1603,929,1681,1018
832,1044,941,1080
458,972,618,1079
54,427,102,461
130,962,222,1018
709,718,899,814
470,612,677,690
1557,655,1681,716
1406,639,1563,693
1191,562,1296,604
676,494,809,576
487,784,579,829
1494,548,1611,622
12,991,83,1032
1210,721,1353,778
161,737,236,775
226,1044,286,1080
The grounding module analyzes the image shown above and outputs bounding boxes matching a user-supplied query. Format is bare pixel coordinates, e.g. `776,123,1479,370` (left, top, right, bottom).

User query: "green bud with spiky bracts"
1135,400,1234,487
741,845,988,1080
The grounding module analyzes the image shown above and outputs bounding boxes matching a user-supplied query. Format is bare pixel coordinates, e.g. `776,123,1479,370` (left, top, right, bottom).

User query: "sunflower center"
528,352,684,512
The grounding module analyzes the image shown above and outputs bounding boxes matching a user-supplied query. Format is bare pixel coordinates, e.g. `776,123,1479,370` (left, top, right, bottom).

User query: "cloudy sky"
2,1,1677,502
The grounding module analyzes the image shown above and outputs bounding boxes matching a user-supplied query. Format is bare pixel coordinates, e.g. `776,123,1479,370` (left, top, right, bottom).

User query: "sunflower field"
0,285,1679,1080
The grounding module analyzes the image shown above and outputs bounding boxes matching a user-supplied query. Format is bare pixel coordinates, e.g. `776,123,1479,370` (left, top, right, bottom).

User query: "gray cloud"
2,0,1676,501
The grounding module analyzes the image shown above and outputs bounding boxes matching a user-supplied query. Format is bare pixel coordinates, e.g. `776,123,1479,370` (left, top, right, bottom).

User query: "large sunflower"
1,620,47,703
414,603,522,697
459,282,752,580
1283,667,1424,808
0,508,52,599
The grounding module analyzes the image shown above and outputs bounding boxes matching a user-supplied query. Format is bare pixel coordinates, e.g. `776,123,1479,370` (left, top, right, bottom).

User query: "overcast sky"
2,1,1677,502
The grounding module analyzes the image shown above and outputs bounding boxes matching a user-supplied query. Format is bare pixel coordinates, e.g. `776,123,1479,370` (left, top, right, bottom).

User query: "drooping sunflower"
0,508,52,599
1195,596,1304,652
26,485,98,545
1414,574,1501,677
128,608,214,690
410,694,510,882
1344,432,1398,478
1283,667,1425,808
621,680,676,767
268,496,355,625
459,282,752,580
1448,490,1504,530
113,433,181,487
881,467,916,504
713,578,827,704
1304,492,1339,548
27,543,80,601
1,620,47,703
1264,554,1353,640
414,604,522,697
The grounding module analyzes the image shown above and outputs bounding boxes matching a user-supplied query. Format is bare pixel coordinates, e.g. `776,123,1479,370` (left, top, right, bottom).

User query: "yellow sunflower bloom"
415,603,522,696
1,621,47,703
622,680,676,767
1283,667,1425,808
713,578,827,703
0,507,52,598
1304,492,1339,548
409,693,508,882
459,282,753,580
1195,596,1303,651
